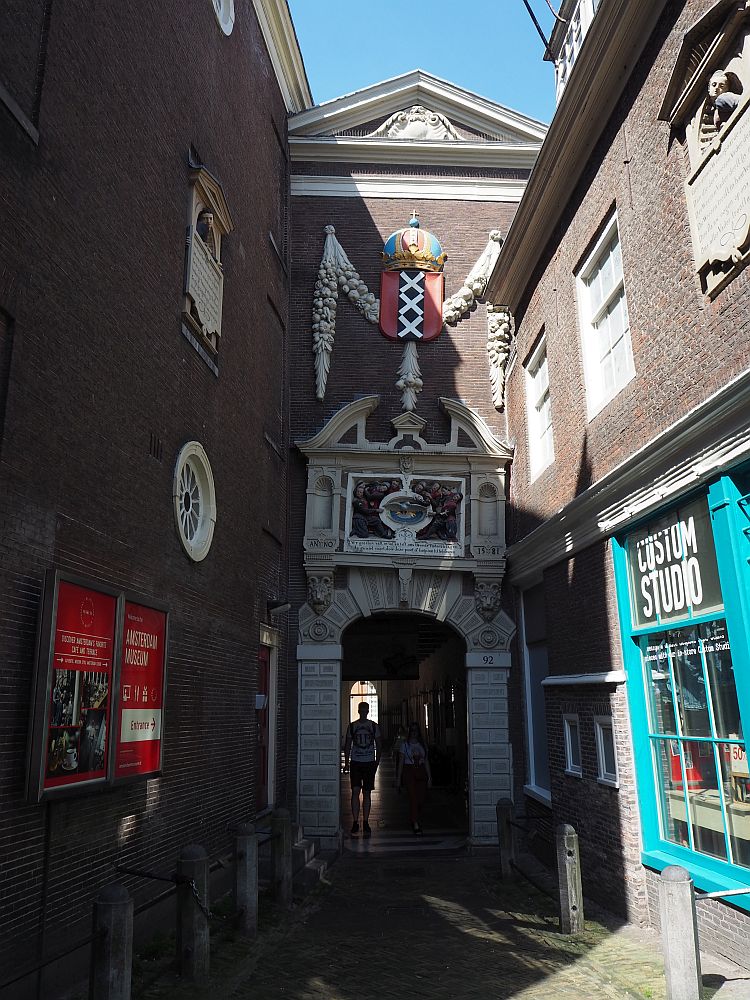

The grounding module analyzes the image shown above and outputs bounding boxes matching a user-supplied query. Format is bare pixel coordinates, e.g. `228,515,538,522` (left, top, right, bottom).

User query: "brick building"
4,0,750,993
487,0,750,969
0,1,309,994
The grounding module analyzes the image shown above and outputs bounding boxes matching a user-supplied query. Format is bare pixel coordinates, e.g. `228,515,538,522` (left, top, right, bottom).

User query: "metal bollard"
234,821,259,937
658,866,703,1000
271,808,293,910
177,844,210,983
496,798,515,880
89,883,133,1000
555,823,584,934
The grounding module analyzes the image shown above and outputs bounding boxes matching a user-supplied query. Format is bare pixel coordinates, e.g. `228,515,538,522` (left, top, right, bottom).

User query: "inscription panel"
686,102,750,288
186,229,224,339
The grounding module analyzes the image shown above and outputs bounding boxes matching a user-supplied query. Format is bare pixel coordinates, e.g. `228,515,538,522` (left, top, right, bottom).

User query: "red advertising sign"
115,602,167,779
44,581,117,790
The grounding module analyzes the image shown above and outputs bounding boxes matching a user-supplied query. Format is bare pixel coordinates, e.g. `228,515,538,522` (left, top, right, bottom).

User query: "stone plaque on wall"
686,99,750,295
186,228,224,340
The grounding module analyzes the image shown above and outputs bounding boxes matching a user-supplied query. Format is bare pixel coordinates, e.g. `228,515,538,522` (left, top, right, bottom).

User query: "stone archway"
297,566,514,848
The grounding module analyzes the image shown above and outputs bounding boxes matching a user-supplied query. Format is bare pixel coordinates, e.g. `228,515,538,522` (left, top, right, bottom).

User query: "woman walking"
396,722,432,834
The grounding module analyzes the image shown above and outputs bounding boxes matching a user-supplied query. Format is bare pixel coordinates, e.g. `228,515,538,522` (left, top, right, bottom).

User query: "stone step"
292,836,320,871
293,850,337,897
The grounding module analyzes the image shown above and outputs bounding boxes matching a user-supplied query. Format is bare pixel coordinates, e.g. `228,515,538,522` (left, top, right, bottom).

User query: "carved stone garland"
486,305,515,411
311,226,515,410
396,342,423,412
311,226,379,401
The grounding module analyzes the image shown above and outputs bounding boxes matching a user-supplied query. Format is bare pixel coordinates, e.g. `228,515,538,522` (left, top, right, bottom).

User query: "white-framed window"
521,585,551,803
554,0,600,101
173,441,217,562
524,336,554,481
594,716,619,787
577,215,634,420
563,714,583,777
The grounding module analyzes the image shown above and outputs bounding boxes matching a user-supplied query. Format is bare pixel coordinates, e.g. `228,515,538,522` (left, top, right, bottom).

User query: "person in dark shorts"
344,702,382,837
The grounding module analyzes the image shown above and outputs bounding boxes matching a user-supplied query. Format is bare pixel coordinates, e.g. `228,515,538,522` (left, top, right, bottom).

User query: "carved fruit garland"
311,225,379,401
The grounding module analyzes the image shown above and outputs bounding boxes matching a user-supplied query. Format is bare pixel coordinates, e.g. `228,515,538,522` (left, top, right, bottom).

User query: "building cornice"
291,174,526,202
507,366,750,587
485,0,670,311
289,136,540,169
252,0,312,113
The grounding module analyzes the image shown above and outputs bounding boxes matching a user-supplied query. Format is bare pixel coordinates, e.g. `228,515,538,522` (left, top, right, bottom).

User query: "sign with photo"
43,581,117,791
27,570,169,802
115,602,167,779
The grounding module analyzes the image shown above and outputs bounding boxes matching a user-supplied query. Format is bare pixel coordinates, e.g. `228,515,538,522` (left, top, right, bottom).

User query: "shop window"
577,215,634,420
616,487,750,882
563,714,582,777
524,336,554,481
522,585,550,800
595,716,618,786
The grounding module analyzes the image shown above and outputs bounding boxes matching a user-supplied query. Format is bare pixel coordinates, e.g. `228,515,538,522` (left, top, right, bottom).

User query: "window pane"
643,638,678,734
653,738,688,847
686,746,727,861
527,643,550,791
671,627,711,738
718,742,750,866
567,719,581,769
600,722,616,776
703,620,742,739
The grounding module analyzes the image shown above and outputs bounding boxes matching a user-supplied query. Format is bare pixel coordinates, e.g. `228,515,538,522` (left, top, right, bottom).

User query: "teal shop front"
613,469,750,907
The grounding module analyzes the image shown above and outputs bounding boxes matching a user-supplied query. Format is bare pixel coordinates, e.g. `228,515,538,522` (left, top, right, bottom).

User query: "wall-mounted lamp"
267,599,291,616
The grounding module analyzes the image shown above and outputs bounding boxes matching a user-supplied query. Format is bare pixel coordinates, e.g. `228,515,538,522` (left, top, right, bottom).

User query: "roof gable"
288,69,547,144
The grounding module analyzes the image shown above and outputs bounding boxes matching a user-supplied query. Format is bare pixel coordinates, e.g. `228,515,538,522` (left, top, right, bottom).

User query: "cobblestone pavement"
133,847,750,1000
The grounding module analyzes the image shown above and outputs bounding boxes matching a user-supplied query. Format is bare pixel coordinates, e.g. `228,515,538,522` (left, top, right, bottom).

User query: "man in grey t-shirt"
344,702,382,837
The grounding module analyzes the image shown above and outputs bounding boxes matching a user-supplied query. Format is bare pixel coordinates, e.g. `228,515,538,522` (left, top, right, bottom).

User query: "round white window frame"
211,0,235,35
173,442,217,562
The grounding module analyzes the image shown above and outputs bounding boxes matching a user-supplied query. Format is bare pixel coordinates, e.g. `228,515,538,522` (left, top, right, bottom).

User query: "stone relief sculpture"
396,341,424,412
348,477,463,545
369,105,462,141
311,226,379,401
442,230,503,326
311,225,514,410
486,304,515,410
196,209,219,261
307,574,333,615
475,580,502,621
699,69,743,155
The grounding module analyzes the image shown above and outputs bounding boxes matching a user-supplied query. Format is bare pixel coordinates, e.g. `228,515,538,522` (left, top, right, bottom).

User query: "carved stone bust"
699,69,742,155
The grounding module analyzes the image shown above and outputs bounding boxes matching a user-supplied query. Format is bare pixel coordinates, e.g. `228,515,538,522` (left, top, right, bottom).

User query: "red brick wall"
505,0,750,536
0,2,291,989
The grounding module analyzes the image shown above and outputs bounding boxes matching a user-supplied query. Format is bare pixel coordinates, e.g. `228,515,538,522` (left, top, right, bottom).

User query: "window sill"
181,316,219,377
642,848,750,913
597,775,619,789
564,767,583,779
523,783,552,807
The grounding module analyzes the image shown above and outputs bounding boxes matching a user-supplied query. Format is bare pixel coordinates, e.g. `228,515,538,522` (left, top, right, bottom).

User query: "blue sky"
287,0,557,125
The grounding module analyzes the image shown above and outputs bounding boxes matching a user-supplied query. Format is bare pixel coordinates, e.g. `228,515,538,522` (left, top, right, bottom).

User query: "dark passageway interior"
340,613,469,852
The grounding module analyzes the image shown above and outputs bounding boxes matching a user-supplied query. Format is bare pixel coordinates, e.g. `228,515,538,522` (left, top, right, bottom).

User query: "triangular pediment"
289,69,546,145
659,0,750,125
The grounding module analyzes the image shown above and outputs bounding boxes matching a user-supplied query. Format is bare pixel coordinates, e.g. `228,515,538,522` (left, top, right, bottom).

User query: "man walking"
344,701,382,837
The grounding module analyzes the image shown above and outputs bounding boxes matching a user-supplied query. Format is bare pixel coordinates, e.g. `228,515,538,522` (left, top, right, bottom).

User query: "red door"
256,647,270,810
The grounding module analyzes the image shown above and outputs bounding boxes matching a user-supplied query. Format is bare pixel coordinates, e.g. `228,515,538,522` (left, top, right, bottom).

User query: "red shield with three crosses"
379,270,444,342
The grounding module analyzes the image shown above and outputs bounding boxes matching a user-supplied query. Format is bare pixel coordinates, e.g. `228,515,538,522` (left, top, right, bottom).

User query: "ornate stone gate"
296,395,515,847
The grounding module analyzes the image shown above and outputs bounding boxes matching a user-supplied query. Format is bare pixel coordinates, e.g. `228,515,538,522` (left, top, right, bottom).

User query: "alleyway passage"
136,845,750,999
133,765,750,999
